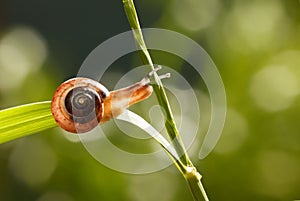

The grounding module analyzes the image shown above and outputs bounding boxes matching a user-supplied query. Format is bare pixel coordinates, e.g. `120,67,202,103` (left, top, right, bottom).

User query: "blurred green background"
1,0,300,200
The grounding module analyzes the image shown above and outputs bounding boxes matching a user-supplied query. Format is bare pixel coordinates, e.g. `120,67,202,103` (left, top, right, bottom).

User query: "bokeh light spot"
223,0,288,52
171,0,220,32
249,65,299,112
9,139,57,187
0,26,48,91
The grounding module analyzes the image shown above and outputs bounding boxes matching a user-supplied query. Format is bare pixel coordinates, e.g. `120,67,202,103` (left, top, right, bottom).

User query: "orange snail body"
51,77,153,133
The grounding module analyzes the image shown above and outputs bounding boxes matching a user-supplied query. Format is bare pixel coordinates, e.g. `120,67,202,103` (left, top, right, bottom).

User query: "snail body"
51,67,168,133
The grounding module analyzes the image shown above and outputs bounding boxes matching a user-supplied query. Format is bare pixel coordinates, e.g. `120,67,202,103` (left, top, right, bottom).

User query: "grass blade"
122,0,209,200
0,101,57,144
122,0,190,166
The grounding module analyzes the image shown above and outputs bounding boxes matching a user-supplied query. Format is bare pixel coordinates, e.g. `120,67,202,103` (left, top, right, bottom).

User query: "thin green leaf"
122,1,209,200
122,0,190,166
0,101,57,144
117,110,187,174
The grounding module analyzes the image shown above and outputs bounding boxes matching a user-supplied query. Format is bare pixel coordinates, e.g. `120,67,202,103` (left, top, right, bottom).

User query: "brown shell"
51,77,109,133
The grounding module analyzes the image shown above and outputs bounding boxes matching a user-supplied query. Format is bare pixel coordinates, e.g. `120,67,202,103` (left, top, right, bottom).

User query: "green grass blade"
0,101,57,144
122,0,190,166
122,1,209,200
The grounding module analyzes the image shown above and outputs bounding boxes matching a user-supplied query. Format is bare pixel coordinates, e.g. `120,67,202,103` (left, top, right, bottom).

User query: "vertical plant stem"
122,0,209,200
185,167,209,201
122,0,190,166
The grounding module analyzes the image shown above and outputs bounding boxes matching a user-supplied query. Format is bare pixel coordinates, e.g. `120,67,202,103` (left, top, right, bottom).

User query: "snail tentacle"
51,67,170,134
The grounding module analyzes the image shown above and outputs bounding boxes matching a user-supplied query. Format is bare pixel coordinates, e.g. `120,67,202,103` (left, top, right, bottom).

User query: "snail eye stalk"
51,67,170,134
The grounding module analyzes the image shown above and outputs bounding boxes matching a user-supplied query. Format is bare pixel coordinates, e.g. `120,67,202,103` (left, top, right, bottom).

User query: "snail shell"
51,77,153,133
51,78,110,133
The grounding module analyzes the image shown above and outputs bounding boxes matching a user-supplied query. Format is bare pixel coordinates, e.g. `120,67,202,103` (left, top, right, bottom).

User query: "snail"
51,66,170,133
